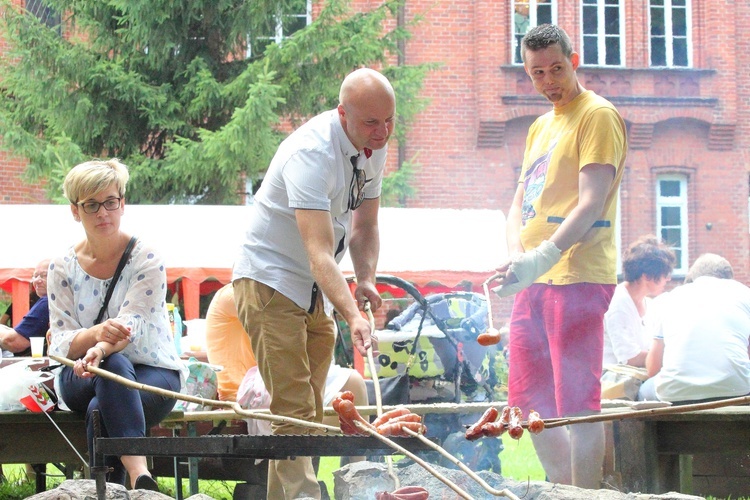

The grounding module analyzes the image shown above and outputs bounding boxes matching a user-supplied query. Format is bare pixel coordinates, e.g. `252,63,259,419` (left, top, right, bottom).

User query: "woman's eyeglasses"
348,155,367,211
78,197,122,214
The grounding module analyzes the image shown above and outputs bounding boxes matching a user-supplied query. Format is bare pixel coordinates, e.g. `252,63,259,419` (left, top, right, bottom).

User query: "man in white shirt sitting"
640,253,750,403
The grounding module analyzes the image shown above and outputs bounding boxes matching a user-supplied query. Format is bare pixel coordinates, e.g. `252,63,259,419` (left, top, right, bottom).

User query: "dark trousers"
59,353,180,485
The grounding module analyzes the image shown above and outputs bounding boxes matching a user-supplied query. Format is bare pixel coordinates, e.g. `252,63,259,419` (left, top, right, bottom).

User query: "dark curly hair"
621,235,676,282
521,24,573,63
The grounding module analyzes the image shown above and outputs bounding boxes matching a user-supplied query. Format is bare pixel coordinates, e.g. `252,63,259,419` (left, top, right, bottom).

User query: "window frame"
580,0,625,67
648,0,692,68
511,0,557,65
25,0,61,33
247,0,312,58
656,174,689,275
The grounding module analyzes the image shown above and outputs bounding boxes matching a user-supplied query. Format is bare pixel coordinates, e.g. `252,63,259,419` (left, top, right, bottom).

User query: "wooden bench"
1,407,434,499
0,409,263,498
612,405,750,498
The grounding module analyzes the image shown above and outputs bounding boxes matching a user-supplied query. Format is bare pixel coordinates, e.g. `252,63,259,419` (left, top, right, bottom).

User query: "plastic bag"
0,359,55,412
236,366,272,435
173,358,218,412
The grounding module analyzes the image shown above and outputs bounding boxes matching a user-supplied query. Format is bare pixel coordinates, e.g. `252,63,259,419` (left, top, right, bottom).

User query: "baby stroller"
336,274,504,473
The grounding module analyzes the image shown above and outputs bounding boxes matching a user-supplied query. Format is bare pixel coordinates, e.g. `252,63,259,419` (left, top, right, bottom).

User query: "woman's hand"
73,345,106,378
96,319,131,345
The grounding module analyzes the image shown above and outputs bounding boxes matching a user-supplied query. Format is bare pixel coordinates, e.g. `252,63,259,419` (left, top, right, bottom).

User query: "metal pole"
91,409,110,500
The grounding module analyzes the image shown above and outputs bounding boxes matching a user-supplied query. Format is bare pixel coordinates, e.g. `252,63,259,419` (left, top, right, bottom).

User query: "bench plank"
613,405,750,497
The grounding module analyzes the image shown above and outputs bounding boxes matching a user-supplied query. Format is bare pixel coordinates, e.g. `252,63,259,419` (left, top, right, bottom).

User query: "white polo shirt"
653,276,750,402
233,109,386,311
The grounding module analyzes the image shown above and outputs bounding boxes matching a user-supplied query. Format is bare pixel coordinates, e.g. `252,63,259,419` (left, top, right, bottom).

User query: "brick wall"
382,0,750,289
2,0,748,302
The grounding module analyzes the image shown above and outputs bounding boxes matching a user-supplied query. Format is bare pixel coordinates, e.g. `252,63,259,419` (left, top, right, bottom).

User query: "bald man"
232,68,394,499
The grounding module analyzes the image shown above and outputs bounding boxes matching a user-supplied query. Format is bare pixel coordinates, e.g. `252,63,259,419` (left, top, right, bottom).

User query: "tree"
0,0,428,204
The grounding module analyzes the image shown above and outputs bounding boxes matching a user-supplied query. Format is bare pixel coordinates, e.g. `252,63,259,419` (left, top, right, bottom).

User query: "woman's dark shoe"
134,474,159,491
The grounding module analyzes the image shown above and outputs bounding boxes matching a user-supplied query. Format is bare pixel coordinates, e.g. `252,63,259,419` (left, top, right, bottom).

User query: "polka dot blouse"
47,239,188,388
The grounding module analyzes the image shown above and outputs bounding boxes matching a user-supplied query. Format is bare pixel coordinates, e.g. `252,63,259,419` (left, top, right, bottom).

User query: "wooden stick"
340,401,501,417
402,427,520,500
364,301,399,489
354,421,474,500
482,273,503,331
49,355,341,434
364,302,384,418
544,394,750,429
185,401,506,420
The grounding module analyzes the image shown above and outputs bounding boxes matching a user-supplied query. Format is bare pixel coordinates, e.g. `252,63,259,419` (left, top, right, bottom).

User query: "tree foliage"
0,0,428,204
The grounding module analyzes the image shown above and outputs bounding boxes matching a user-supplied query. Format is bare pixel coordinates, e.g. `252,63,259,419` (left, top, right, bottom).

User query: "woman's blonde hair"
62,158,129,203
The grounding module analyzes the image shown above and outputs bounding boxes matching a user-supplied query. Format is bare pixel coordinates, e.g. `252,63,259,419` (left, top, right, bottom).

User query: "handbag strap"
95,236,138,324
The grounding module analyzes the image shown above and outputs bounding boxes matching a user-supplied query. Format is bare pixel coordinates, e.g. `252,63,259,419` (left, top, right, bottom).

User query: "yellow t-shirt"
204,283,256,401
519,90,627,285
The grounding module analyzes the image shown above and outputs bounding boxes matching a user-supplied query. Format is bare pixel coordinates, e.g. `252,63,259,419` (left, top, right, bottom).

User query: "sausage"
333,396,359,435
331,391,354,416
338,390,355,402
465,406,499,441
377,421,427,437
508,406,524,440
375,485,430,500
372,406,411,428
527,410,545,434
481,421,506,438
500,405,511,425
476,328,502,346
338,417,359,435
335,399,374,435
382,413,422,425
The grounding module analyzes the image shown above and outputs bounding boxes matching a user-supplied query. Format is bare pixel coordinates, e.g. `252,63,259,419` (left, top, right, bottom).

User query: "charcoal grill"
92,428,434,500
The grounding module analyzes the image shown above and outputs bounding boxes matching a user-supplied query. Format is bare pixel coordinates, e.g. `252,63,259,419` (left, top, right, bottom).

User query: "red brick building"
391,0,748,283
2,0,748,289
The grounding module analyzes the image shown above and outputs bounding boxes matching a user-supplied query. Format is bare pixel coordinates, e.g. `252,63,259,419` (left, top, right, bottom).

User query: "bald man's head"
32,258,51,297
337,68,396,151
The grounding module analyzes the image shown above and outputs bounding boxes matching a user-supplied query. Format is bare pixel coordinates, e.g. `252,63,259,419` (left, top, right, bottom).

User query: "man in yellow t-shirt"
494,24,627,489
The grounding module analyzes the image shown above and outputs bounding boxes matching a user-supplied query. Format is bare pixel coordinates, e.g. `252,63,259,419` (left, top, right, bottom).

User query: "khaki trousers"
234,278,335,499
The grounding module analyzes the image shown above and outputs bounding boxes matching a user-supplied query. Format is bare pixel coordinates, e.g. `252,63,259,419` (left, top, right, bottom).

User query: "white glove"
493,240,561,297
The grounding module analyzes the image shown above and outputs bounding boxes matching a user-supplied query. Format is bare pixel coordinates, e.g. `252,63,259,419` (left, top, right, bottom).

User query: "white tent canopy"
1,204,506,319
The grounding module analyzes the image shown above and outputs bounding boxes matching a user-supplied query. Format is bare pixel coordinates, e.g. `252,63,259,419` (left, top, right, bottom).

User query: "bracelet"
97,346,106,359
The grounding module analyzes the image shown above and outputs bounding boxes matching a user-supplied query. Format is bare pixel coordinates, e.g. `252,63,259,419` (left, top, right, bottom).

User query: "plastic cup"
30,337,45,358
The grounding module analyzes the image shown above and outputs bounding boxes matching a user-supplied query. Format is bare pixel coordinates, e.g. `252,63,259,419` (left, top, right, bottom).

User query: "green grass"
497,432,546,482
